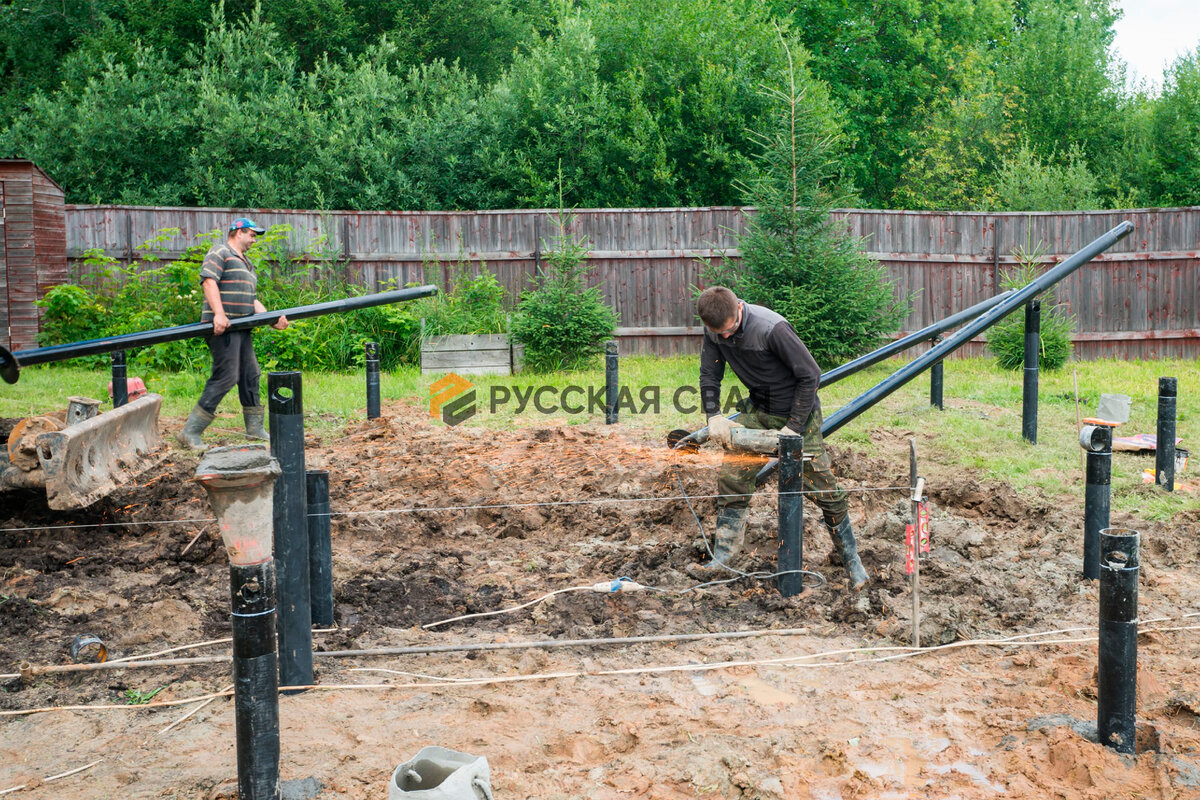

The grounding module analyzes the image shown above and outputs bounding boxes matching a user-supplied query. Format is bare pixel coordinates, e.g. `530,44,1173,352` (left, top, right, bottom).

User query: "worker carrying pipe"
690,286,868,589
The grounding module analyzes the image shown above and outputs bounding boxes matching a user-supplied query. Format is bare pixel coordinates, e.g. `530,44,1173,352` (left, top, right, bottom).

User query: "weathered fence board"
61,205,1200,360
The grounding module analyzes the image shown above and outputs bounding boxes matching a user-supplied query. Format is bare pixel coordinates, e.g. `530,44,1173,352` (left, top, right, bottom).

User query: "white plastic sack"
389,746,493,800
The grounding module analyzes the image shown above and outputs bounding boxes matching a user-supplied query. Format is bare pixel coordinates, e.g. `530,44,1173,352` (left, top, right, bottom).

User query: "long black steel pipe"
823,223,1132,437
269,372,313,689
678,292,1018,448
776,435,804,597
1023,300,1041,444
1082,424,1113,581
365,342,381,420
230,559,281,800
819,289,1017,387
754,221,1134,483
306,470,334,628
605,341,619,425
0,285,438,383
111,350,128,408
1156,377,1177,492
1098,527,1139,755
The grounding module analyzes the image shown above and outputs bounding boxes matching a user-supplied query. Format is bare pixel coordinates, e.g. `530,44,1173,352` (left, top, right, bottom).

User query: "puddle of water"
930,761,1007,794
689,673,719,697
737,675,797,705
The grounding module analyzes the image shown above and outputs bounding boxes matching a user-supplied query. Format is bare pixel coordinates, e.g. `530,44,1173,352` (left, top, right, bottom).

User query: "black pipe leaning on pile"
820,289,1018,388
755,221,1135,484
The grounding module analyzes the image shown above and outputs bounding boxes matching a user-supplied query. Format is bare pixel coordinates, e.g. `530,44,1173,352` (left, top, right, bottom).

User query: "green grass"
5,355,1197,519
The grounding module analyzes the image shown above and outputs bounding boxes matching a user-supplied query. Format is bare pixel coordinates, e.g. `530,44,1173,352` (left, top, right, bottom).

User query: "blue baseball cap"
229,218,265,234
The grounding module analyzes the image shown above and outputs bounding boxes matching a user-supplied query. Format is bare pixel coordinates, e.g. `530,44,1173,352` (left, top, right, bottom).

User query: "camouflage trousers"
716,405,849,527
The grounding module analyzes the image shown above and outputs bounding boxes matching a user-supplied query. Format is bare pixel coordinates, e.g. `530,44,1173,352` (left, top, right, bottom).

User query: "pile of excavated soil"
2,405,1199,799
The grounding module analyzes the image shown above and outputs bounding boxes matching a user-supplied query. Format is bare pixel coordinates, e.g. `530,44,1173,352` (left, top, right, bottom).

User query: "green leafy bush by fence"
511,213,618,372
986,242,1075,370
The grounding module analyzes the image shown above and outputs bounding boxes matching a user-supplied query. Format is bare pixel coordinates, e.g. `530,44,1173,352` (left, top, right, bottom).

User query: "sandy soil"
2,404,1200,799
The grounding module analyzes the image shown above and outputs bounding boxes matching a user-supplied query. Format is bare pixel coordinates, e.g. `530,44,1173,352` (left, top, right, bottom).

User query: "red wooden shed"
1,159,67,353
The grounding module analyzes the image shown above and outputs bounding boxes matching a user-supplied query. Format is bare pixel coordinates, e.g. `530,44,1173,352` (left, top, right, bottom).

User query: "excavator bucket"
36,393,164,509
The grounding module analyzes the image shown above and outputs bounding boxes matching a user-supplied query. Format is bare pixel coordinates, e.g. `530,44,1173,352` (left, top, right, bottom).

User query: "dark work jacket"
699,302,821,432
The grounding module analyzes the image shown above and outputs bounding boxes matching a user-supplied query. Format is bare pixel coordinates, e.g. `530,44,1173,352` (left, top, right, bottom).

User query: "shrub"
992,143,1100,211
986,241,1075,370
510,213,619,372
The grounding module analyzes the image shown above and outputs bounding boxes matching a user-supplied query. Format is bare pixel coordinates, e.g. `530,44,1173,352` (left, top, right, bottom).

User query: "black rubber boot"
176,405,215,450
243,405,269,441
688,506,749,579
828,516,869,590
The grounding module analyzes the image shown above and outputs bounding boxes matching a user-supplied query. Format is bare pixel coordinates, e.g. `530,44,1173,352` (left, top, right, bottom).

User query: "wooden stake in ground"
1074,368,1085,470
909,439,921,649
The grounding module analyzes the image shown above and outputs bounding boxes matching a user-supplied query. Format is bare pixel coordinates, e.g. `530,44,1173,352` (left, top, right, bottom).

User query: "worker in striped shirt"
177,218,289,449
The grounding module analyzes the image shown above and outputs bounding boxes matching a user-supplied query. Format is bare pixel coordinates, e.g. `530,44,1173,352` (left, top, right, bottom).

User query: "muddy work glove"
777,423,802,438
706,415,739,446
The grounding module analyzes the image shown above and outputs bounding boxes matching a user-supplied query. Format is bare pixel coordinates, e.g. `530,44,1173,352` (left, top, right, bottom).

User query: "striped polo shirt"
199,242,258,322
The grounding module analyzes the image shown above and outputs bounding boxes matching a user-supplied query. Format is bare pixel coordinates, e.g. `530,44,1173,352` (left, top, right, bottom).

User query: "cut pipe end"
1080,425,1113,452
0,345,19,384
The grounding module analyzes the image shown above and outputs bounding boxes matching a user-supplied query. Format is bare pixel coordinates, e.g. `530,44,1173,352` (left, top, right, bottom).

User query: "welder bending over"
692,286,868,589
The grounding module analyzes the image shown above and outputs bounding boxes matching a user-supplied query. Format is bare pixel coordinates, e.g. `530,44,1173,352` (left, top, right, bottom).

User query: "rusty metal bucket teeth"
36,393,164,509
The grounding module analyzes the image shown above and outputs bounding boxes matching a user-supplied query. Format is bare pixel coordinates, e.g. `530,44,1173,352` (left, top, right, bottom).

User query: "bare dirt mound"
1,407,1198,799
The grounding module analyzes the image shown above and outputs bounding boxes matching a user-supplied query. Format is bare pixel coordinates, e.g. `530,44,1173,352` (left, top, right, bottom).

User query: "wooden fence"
63,205,1200,359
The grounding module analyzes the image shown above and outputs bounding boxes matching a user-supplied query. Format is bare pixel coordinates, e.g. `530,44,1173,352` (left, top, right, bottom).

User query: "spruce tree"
704,38,907,368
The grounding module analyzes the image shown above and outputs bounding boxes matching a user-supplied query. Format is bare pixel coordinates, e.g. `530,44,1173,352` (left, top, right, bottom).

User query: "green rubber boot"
688,506,749,579
176,405,215,451
828,516,869,590
243,405,269,441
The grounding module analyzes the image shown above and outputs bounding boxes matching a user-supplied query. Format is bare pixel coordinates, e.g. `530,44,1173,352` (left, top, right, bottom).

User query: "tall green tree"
703,40,906,367
776,0,1011,207
892,49,1017,210
1143,51,1200,206
997,0,1125,168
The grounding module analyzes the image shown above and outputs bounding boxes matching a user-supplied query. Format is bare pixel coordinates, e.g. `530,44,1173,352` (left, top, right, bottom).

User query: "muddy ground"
2,403,1200,799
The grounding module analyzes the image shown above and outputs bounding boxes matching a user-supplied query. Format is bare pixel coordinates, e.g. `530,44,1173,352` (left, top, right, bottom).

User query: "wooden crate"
420,334,525,376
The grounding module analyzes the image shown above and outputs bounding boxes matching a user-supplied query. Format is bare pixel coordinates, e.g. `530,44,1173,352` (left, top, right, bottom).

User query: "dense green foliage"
409,259,511,363
703,42,906,369
510,214,619,372
36,227,420,374
987,244,1076,370
2,0,1197,211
